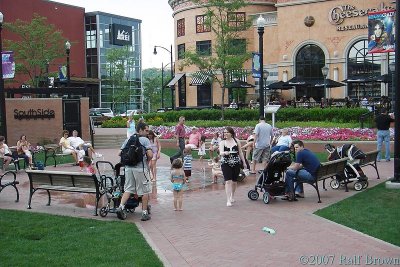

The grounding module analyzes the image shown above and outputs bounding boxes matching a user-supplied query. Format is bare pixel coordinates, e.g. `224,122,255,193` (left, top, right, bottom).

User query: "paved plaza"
0,129,399,266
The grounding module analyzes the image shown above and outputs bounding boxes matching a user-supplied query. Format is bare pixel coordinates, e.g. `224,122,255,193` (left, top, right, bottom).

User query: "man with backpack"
117,122,153,221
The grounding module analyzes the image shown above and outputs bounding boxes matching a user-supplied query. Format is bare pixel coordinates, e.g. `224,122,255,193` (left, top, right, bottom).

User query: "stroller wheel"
362,181,369,189
99,207,109,217
330,179,340,190
354,181,363,191
262,192,270,204
248,190,259,201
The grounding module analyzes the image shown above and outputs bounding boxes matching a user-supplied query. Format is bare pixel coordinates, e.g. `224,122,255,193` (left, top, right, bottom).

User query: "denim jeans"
170,138,185,162
377,130,391,161
285,169,315,194
271,145,290,154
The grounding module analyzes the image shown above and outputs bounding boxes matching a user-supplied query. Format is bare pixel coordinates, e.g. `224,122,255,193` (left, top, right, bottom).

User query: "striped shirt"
183,155,192,171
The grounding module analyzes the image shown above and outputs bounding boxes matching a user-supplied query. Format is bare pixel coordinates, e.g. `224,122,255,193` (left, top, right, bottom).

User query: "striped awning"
190,71,212,86
167,73,185,86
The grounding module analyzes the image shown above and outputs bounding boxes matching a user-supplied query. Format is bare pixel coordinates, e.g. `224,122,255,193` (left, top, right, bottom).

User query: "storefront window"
295,44,325,100
347,40,381,99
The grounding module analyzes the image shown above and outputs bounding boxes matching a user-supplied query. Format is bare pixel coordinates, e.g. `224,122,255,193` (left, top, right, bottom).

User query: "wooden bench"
26,169,105,215
294,158,348,203
359,150,380,179
44,144,70,167
0,171,19,202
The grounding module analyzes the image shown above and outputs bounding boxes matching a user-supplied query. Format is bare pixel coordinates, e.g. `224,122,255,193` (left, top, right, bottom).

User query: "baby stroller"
96,161,143,219
248,151,292,204
325,144,368,191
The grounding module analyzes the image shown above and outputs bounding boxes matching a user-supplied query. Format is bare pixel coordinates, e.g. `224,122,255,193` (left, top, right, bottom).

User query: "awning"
167,73,185,86
190,71,212,86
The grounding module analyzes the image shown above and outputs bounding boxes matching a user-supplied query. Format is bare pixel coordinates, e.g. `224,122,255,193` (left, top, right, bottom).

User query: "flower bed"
150,125,394,141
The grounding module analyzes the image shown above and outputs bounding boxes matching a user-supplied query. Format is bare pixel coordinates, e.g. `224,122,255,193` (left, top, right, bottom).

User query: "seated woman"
59,130,79,165
185,127,201,149
241,132,255,170
16,134,33,169
0,135,13,173
271,129,292,154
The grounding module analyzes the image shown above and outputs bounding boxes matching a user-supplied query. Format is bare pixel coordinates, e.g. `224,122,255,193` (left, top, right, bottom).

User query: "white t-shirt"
276,135,292,147
68,136,84,149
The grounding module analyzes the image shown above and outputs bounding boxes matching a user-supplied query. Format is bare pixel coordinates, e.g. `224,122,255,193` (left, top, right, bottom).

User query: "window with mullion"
178,44,185,60
196,15,211,33
196,40,212,56
228,12,246,30
177,18,185,37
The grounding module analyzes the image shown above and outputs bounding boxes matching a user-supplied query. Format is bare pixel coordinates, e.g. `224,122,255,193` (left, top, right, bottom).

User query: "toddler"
83,156,96,174
183,147,192,183
171,158,185,211
197,135,206,162
208,156,223,183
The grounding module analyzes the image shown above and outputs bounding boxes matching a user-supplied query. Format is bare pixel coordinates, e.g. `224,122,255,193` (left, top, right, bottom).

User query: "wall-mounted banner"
110,24,132,46
252,52,261,78
368,9,396,53
59,65,67,81
2,51,15,79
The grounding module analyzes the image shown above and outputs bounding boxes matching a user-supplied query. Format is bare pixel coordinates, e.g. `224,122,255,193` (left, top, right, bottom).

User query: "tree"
181,0,252,120
142,68,172,112
105,47,133,114
3,13,66,87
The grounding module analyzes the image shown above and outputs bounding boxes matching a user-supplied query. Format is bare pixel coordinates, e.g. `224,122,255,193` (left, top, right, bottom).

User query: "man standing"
284,140,320,200
375,108,395,162
251,116,273,174
170,116,186,163
117,122,153,221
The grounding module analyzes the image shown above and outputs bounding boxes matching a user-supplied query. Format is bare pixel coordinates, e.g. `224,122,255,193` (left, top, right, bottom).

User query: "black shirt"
375,114,394,130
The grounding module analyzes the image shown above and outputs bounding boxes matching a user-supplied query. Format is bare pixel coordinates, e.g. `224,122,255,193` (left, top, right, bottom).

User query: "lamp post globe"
257,15,266,117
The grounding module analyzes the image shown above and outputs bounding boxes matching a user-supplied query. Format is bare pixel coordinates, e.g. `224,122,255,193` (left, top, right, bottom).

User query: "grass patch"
0,209,162,266
314,182,400,247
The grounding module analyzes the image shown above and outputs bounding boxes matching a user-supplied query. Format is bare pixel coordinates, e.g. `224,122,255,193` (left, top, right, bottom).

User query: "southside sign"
329,2,394,30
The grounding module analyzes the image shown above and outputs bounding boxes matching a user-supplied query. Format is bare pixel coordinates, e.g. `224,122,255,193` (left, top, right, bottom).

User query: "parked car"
89,108,114,118
119,109,145,117
89,111,110,126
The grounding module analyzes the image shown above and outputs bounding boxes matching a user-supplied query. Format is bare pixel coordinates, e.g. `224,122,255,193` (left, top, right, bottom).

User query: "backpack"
121,134,144,166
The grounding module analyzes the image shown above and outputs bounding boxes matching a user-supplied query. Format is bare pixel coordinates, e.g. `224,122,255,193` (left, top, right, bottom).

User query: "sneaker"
116,207,126,220
141,211,151,221
96,153,103,158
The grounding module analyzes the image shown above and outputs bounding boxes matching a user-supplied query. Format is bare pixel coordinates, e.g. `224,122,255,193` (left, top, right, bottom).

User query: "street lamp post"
65,40,71,87
321,65,329,101
392,0,400,183
263,70,269,104
160,62,171,109
389,62,395,112
154,45,174,109
257,15,266,117
0,12,7,140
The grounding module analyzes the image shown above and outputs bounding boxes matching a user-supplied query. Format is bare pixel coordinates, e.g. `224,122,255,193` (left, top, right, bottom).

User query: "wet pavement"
1,129,399,266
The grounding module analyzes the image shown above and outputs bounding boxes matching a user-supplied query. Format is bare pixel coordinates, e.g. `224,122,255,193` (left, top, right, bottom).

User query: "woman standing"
219,127,246,207
16,134,33,169
126,114,136,138
148,130,161,182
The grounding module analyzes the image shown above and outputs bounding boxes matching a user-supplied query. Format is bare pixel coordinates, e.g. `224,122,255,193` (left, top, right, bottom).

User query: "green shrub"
101,116,127,128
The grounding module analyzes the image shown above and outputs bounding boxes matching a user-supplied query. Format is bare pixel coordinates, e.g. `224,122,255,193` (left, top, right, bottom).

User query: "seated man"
271,129,292,154
185,128,201,150
284,140,320,200
59,130,79,165
68,130,101,159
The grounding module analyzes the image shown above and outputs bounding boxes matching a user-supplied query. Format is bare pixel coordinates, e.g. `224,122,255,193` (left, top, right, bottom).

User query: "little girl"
197,135,206,162
208,156,223,184
83,156,96,174
183,147,192,183
170,158,185,211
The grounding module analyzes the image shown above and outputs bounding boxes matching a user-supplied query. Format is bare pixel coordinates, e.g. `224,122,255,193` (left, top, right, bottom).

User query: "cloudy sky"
53,0,174,69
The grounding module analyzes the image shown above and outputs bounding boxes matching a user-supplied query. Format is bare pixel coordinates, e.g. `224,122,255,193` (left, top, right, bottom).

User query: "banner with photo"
252,52,261,78
368,9,396,54
2,51,15,79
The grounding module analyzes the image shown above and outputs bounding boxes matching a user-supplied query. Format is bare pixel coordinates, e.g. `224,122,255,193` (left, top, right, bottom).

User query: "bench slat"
36,185,97,193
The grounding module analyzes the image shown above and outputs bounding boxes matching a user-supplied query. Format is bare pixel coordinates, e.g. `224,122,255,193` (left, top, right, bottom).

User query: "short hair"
136,122,148,132
83,156,92,165
292,140,304,147
0,136,5,142
184,147,191,154
171,158,183,169
62,130,69,136
259,116,265,121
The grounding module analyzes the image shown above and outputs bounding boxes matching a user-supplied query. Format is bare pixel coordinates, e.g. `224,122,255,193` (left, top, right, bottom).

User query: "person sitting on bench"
0,136,13,173
59,130,80,165
185,127,201,150
68,130,101,159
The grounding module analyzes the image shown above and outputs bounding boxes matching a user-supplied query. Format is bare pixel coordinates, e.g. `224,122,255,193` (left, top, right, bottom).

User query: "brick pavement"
0,131,399,266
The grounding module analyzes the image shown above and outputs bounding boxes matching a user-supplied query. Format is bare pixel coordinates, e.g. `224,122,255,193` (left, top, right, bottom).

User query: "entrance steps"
93,134,126,149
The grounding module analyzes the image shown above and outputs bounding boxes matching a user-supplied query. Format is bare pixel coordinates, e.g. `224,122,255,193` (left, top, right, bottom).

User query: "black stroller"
248,151,292,204
325,144,368,191
96,161,142,219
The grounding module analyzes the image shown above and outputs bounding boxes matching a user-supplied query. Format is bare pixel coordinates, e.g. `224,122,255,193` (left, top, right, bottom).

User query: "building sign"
110,24,132,46
14,109,55,120
328,2,394,31
2,51,15,79
368,10,395,53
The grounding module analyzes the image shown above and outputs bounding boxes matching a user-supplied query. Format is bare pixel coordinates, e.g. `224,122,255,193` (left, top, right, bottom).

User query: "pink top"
188,132,201,147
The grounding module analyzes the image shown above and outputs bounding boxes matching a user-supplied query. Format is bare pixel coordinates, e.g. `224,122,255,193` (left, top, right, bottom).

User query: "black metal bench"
294,158,348,203
0,171,19,202
359,150,380,179
26,169,105,215
43,144,70,167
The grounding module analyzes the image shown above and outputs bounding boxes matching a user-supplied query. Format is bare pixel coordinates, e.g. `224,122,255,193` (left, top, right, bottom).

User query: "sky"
53,0,174,69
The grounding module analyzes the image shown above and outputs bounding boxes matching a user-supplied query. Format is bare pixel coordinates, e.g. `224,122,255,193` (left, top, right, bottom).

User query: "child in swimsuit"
171,158,185,211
